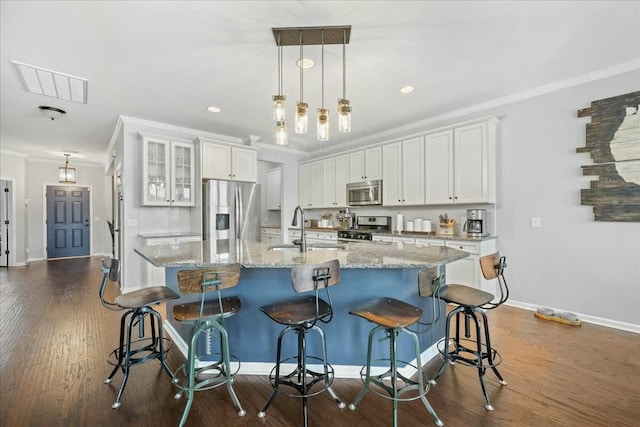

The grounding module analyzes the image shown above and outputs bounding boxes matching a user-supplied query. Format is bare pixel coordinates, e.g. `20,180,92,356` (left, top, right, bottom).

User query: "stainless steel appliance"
336,208,355,229
347,180,382,206
463,208,488,237
338,215,391,241
203,180,261,242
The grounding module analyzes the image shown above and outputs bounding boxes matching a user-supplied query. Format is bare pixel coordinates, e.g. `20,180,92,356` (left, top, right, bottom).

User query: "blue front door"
46,186,90,259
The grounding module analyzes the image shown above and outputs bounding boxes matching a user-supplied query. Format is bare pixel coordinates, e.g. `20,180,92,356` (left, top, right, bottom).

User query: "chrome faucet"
291,205,306,252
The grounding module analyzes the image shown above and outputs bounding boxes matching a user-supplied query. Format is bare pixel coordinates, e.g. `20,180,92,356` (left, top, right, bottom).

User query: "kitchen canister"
396,213,404,232
406,221,414,232
414,218,423,232
423,220,432,232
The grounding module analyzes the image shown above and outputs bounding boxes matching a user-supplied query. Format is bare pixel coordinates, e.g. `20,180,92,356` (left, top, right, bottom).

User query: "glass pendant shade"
273,95,286,122
295,102,308,134
338,99,351,133
317,108,329,141
275,121,288,145
59,155,76,183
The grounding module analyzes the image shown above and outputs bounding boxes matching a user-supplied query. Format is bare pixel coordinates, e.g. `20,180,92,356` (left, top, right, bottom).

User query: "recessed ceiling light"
296,58,314,69
207,106,221,113
399,85,415,94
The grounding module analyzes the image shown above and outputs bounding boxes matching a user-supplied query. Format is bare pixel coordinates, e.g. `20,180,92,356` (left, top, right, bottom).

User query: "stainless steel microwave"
347,180,383,206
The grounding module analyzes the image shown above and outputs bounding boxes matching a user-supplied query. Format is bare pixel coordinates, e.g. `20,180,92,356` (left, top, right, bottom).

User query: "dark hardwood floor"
1,257,638,426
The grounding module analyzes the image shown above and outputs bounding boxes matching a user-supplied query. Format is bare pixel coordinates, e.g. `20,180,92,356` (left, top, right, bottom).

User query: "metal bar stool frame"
258,259,346,427
429,252,509,411
172,265,246,427
98,258,179,409
348,297,444,427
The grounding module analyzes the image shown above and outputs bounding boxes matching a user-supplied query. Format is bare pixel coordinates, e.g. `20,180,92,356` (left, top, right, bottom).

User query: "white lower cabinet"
372,235,393,243
144,235,202,286
261,227,282,244
445,239,497,294
288,229,337,244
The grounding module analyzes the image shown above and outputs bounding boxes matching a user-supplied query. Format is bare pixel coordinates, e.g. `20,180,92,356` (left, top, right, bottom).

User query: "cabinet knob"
454,196,458,199
449,197,453,200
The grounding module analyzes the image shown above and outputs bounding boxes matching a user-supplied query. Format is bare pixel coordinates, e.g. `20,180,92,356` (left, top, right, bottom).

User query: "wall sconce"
59,154,76,183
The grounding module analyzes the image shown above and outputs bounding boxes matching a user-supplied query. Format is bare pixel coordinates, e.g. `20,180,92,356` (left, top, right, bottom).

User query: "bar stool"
348,297,443,427
426,252,509,411
98,258,179,409
172,264,246,427
257,259,346,427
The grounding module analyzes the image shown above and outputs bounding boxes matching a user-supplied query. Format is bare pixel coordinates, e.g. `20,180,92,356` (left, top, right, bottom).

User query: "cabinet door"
309,160,323,208
142,138,171,206
232,146,258,182
402,137,425,205
334,154,349,207
348,151,365,182
299,163,311,207
266,168,281,210
170,142,195,206
425,130,454,204
202,143,232,180
382,142,402,206
322,157,336,207
364,147,382,180
454,122,489,203
446,256,479,288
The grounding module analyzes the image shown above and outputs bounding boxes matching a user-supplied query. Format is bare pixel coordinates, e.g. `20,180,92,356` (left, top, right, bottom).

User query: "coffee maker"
463,208,488,237
336,208,355,229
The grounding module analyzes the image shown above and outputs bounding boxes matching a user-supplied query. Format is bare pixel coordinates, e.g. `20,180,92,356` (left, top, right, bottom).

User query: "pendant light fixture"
272,34,286,123
271,25,351,144
316,29,329,141
59,154,76,184
338,29,351,133
295,30,308,134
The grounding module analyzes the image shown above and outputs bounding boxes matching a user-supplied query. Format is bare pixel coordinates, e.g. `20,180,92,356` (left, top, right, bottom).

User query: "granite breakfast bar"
135,239,468,378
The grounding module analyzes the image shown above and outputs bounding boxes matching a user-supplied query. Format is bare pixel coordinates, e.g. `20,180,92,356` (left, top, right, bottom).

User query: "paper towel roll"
396,213,404,232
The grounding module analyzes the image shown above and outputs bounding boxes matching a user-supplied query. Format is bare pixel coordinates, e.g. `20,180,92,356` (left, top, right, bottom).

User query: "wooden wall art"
577,91,640,222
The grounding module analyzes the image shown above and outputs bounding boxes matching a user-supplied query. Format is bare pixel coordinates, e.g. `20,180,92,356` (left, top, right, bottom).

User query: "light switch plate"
531,217,541,228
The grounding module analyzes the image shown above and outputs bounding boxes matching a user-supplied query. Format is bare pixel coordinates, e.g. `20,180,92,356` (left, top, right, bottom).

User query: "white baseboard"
507,300,640,334
163,321,442,378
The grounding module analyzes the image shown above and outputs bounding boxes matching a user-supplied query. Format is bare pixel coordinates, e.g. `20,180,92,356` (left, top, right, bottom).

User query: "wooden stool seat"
349,297,424,329
261,295,332,325
438,284,494,308
115,286,179,309
173,296,241,322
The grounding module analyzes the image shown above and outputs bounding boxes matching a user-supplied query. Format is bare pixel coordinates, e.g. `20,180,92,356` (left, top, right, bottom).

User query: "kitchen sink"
268,243,346,251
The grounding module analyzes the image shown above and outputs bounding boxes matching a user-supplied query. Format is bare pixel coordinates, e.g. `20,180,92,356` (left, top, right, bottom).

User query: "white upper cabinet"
382,137,425,206
202,142,257,182
141,136,195,206
321,154,350,208
266,168,281,210
349,147,382,182
299,161,323,208
425,119,496,204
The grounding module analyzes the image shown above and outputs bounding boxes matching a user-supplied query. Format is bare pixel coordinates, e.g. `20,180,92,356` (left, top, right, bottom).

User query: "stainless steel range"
337,216,391,242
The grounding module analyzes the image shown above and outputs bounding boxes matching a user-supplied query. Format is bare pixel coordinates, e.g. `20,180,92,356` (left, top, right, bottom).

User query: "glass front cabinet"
141,136,195,206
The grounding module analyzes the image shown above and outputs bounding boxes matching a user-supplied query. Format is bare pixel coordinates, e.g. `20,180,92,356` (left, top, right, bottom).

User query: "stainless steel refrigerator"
203,180,261,243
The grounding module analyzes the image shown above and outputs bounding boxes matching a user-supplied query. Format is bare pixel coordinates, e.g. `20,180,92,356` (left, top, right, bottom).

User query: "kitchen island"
135,239,468,377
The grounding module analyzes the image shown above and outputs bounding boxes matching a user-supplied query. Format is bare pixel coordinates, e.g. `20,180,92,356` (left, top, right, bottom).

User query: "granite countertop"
372,231,497,242
260,225,281,229
138,232,202,239
134,239,468,269
289,227,343,232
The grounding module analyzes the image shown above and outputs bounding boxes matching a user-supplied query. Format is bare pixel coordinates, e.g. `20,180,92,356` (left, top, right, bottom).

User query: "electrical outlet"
531,217,541,228
127,219,138,227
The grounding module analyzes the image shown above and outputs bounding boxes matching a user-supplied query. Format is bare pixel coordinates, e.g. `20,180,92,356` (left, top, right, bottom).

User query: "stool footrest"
173,354,241,394
106,337,172,367
268,355,336,398
358,359,430,402
438,337,503,369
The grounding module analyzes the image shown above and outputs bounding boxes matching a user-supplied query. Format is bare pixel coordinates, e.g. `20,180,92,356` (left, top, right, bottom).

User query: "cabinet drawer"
393,237,415,244
446,241,480,254
415,238,445,247
261,228,282,236
372,235,393,242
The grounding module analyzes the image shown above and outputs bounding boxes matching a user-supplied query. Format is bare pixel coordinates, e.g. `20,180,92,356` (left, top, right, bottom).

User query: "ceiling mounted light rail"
271,25,352,145
59,153,76,184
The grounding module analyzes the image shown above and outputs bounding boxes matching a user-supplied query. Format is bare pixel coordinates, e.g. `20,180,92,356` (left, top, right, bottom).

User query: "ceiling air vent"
11,60,87,104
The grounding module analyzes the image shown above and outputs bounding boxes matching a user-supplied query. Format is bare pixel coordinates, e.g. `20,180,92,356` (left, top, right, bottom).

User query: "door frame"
0,177,17,267
42,183,94,259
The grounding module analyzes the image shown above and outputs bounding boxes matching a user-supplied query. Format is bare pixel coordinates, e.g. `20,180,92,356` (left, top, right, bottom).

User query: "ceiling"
1,1,639,165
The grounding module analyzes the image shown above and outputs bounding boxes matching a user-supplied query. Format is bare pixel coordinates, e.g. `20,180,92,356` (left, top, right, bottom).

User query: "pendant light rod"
299,31,304,102
342,29,347,99
321,29,325,108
